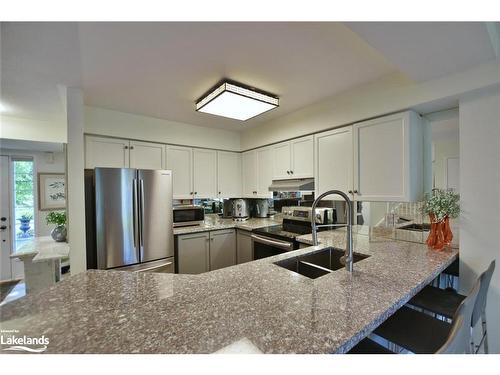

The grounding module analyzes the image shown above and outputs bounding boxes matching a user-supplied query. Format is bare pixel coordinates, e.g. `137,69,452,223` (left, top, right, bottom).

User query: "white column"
459,89,500,353
66,87,87,274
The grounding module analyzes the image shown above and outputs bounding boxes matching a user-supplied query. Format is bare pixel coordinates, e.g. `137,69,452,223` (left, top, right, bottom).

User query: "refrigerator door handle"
132,178,139,252
139,178,145,259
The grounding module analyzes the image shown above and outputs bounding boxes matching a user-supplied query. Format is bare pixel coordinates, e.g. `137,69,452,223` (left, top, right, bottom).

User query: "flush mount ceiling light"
195,80,279,121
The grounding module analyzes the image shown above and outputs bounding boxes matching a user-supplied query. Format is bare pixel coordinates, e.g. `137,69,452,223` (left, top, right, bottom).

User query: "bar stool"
371,262,492,354
408,260,495,353
350,278,480,354
349,274,480,354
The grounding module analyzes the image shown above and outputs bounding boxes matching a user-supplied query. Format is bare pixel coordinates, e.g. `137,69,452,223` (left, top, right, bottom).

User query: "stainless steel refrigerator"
85,168,174,273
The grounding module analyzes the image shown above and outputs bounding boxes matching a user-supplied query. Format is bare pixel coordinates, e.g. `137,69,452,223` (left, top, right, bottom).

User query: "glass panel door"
13,158,35,250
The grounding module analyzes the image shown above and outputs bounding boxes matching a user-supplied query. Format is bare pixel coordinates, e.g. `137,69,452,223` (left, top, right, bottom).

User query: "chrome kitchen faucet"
311,190,354,272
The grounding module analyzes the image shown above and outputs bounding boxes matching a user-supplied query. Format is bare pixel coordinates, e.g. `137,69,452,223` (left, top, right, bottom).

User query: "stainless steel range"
251,206,338,260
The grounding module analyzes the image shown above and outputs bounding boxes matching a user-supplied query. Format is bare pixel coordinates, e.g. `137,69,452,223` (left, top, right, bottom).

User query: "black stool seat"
374,306,451,354
443,258,459,277
347,338,394,354
408,285,466,319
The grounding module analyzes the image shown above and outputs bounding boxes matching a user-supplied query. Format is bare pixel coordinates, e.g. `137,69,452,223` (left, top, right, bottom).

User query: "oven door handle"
251,234,293,250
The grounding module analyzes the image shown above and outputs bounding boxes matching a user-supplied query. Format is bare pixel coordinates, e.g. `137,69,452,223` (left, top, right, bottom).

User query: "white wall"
241,59,500,150
66,88,87,275
0,115,67,144
85,106,241,151
0,148,66,237
459,89,500,353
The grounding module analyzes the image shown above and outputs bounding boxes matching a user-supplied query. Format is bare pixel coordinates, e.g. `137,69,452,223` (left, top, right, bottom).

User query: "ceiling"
77,22,396,130
1,22,498,132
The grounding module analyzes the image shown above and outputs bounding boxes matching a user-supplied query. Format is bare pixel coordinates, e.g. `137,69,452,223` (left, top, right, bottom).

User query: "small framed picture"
38,173,66,211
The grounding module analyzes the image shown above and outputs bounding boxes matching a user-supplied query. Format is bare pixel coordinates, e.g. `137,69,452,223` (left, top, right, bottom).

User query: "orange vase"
426,213,445,251
443,216,453,246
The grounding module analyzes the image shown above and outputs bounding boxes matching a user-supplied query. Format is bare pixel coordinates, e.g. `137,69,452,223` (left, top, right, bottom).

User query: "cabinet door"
85,136,129,168
177,232,210,274
242,151,258,197
291,136,314,178
209,229,236,271
193,148,217,199
236,230,253,264
166,146,193,199
272,142,291,179
315,127,353,198
353,112,415,201
129,141,165,170
256,147,273,198
217,151,242,198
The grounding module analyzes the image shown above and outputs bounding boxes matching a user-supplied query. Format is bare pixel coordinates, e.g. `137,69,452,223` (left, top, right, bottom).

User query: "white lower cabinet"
177,232,210,274
209,229,236,271
177,229,236,274
236,230,253,264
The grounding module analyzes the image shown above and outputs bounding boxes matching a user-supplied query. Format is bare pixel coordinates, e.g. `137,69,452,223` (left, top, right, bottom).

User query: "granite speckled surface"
0,230,457,354
173,214,282,235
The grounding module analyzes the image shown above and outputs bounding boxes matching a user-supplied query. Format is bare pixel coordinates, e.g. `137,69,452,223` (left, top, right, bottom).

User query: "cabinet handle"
124,146,129,150
190,192,193,195
353,190,359,194
348,190,353,194
218,191,221,195
290,170,294,174
195,192,198,195
129,146,134,150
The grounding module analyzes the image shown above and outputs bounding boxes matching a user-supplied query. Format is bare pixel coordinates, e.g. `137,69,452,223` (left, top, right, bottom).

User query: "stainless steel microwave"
173,205,205,227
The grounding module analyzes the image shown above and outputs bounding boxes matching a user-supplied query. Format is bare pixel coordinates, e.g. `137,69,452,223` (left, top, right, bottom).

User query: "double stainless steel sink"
274,247,370,279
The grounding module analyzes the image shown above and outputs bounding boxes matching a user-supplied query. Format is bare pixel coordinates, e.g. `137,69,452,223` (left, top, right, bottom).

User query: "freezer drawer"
117,258,174,273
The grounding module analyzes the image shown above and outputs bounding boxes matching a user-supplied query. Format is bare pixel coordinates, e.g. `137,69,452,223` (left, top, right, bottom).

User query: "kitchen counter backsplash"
173,214,283,235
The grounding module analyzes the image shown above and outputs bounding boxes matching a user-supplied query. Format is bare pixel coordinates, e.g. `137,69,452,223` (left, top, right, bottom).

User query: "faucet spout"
311,190,354,272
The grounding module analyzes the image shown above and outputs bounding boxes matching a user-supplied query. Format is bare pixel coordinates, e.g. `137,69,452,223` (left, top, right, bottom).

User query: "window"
13,158,35,250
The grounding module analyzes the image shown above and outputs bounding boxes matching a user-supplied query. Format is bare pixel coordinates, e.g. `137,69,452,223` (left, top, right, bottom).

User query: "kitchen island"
0,230,457,354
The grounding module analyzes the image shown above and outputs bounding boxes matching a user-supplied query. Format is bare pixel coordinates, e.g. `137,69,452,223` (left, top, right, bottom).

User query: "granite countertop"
0,229,457,354
173,214,282,235
10,236,70,262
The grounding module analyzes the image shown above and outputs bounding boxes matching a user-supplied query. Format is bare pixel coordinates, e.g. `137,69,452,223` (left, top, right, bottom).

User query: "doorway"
12,157,36,250
0,156,13,280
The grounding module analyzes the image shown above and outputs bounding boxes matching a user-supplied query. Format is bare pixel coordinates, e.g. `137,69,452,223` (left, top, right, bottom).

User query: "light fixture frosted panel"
196,81,279,121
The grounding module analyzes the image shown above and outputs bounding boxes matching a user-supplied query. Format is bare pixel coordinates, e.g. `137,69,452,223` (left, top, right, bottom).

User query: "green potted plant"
46,211,67,242
422,189,460,250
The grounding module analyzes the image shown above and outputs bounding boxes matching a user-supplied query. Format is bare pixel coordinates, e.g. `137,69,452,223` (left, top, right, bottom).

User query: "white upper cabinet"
256,147,273,197
217,151,242,198
290,136,314,178
272,142,292,179
85,136,129,168
129,140,165,170
353,111,423,202
166,145,193,199
242,150,258,197
193,148,217,199
315,127,353,198
272,136,314,179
